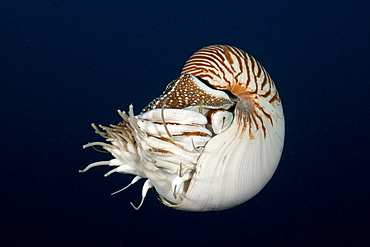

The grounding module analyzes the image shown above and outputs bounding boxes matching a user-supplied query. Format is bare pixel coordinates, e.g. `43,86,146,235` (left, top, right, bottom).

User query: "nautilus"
80,45,284,212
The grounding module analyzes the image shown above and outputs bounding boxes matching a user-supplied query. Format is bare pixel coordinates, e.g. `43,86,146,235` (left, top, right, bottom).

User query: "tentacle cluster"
80,104,231,209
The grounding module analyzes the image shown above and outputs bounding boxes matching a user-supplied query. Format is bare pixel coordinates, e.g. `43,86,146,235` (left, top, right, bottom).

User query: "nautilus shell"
80,45,284,212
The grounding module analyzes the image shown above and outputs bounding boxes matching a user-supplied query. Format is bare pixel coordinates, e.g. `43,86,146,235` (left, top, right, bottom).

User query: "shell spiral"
80,45,284,212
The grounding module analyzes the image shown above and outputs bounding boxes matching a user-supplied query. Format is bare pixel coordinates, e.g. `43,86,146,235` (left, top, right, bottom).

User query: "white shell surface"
167,101,284,211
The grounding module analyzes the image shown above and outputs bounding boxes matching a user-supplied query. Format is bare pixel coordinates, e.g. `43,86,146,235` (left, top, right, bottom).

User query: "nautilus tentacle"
80,45,284,212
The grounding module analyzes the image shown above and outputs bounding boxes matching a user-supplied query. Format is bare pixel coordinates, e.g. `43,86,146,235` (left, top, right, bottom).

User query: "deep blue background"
1,0,369,246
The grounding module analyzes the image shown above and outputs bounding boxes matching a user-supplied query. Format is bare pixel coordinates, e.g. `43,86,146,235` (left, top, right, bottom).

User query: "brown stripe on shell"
269,91,281,104
181,131,211,137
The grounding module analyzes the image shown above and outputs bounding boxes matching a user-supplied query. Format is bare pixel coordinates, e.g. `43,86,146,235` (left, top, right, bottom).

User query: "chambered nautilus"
80,45,284,212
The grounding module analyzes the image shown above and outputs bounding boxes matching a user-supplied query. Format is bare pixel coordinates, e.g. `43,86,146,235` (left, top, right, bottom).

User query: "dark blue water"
1,0,369,246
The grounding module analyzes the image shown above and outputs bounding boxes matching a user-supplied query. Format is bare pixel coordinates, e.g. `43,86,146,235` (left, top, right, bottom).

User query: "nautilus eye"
80,45,284,212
